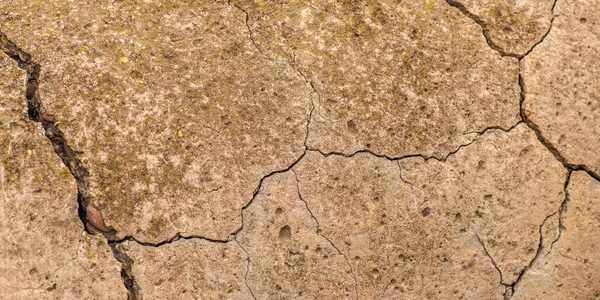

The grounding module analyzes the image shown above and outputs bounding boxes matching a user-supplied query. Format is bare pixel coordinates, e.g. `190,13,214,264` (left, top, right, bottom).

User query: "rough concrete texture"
126,239,251,300
237,171,356,299
0,54,125,299
1,0,599,299
399,124,566,285
294,151,504,299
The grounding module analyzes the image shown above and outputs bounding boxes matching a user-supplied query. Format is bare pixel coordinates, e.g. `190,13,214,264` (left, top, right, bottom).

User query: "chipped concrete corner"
0,0,598,299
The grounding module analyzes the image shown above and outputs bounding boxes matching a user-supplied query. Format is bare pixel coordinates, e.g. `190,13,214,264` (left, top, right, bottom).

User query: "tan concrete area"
1,0,598,299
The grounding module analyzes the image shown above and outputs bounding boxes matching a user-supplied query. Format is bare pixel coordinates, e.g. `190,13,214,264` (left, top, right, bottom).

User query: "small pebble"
86,206,110,232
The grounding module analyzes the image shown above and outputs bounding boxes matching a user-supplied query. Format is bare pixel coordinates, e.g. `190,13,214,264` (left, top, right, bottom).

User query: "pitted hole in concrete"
347,120,358,133
279,225,292,240
421,207,431,217
275,207,283,215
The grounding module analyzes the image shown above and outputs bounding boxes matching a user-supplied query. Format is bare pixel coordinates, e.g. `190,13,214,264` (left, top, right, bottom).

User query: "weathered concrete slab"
0,54,125,299
0,0,598,298
293,152,504,299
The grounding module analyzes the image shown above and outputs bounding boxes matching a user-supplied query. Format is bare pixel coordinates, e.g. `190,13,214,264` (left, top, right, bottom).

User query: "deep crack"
109,242,142,300
1,30,140,300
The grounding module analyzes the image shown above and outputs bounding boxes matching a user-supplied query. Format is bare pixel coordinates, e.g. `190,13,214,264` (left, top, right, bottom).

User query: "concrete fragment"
237,171,356,298
237,0,520,158
0,1,312,243
399,124,566,285
0,54,125,299
522,0,600,176
294,151,504,299
126,239,252,299
512,171,600,299
446,0,555,56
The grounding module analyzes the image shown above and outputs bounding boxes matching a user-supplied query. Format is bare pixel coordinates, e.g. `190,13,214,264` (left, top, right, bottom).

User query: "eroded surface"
0,0,599,299
0,55,126,299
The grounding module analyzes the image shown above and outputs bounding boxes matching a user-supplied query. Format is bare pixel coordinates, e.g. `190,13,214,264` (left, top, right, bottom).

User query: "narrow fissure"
309,121,522,163
234,238,257,300
507,170,571,298
292,170,360,300
474,232,510,295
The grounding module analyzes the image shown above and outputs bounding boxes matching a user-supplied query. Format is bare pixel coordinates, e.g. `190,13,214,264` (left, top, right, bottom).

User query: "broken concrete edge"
1,0,598,298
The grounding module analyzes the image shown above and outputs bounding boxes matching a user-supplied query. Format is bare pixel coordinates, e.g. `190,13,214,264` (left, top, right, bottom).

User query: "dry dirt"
1,0,599,299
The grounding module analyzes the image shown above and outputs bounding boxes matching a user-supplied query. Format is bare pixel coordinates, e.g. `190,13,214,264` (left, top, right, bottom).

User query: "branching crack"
291,169,359,300
4,0,595,298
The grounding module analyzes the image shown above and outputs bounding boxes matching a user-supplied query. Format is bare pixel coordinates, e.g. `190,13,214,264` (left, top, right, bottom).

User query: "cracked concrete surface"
237,0,521,159
1,0,599,299
0,54,125,299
